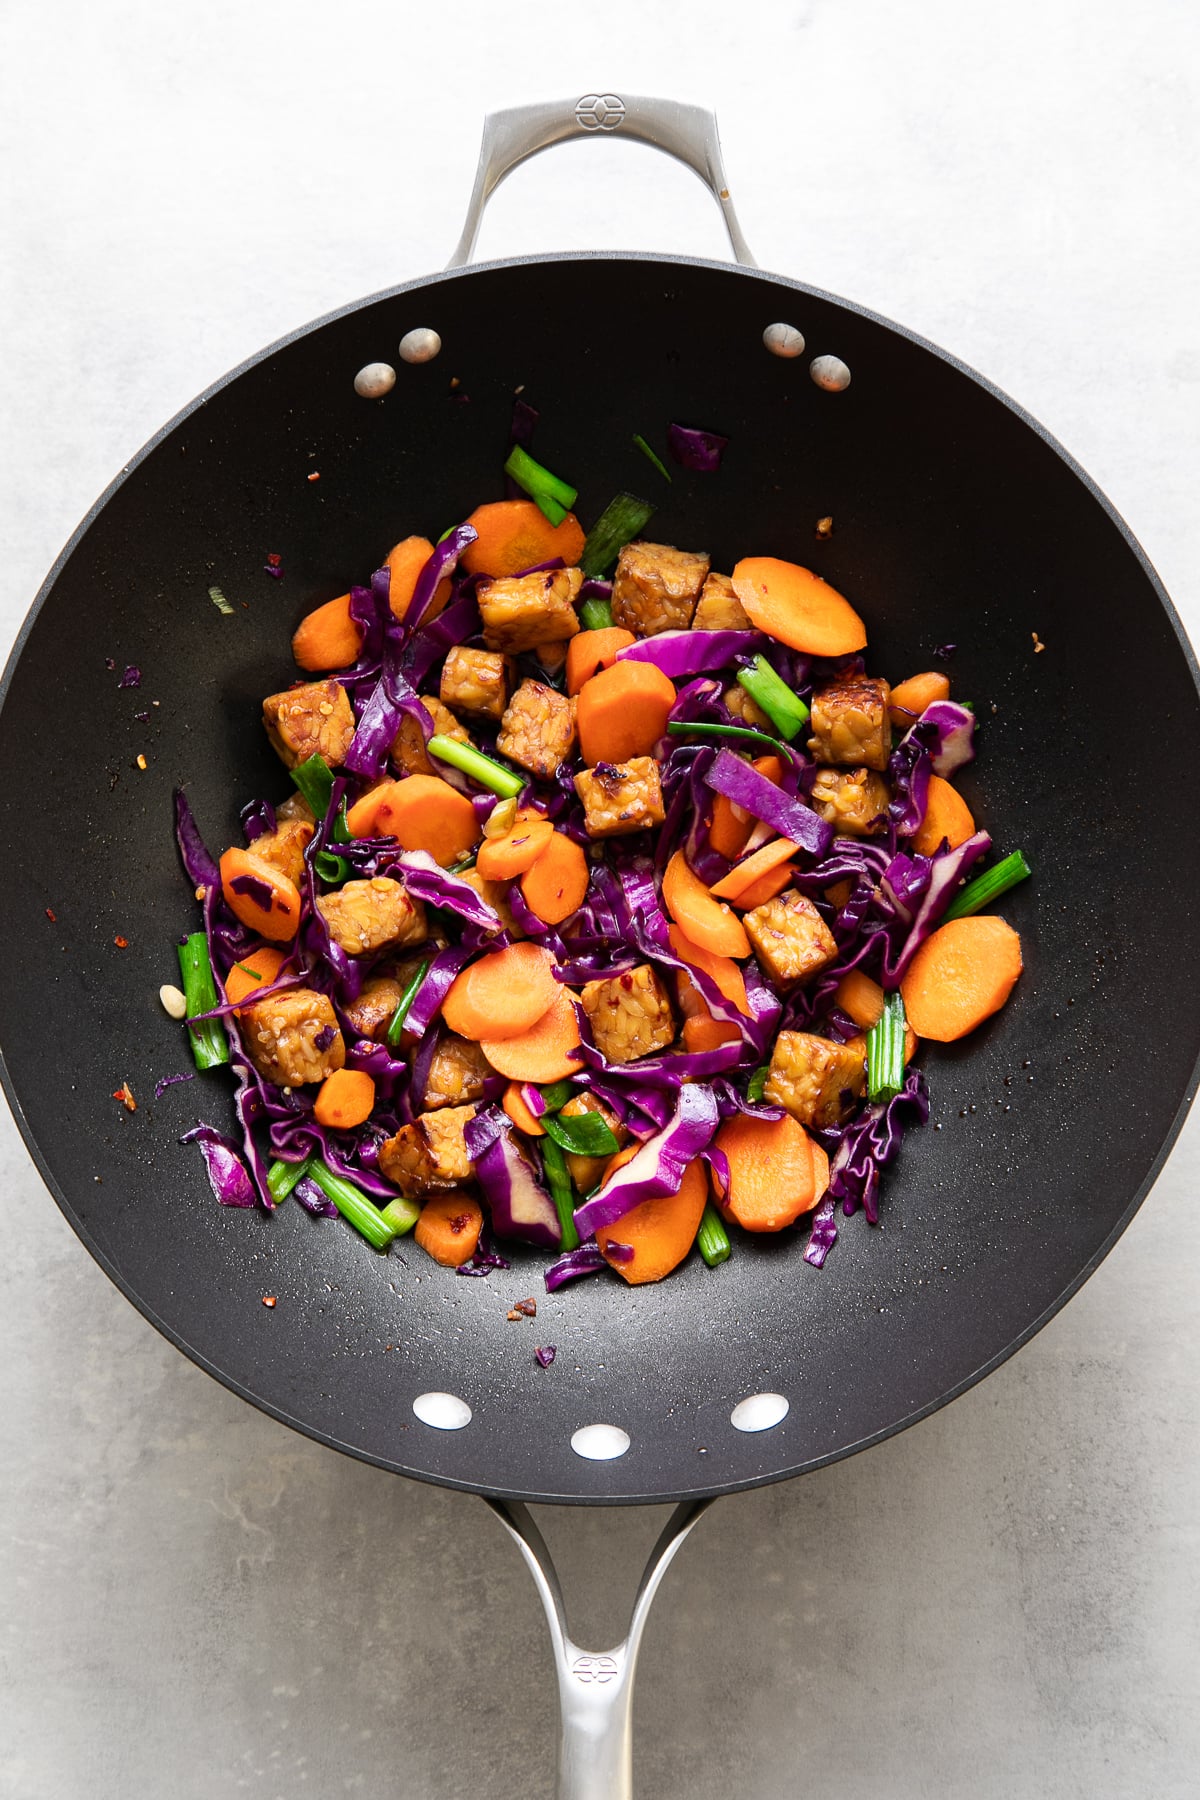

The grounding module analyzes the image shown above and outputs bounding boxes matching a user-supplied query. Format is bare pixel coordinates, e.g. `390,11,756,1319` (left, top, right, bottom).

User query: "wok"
3,96,1199,1796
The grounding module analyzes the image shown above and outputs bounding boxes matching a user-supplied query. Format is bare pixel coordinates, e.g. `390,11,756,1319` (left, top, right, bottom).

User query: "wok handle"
446,94,756,269
486,1495,713,1799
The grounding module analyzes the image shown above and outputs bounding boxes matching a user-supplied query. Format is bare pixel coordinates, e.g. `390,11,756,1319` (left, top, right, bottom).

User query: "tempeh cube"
611,541,710,636
440,648,513,723
316,876,427,957
808,676,892,771
420,1033,493,1110
262,679,356,769
743,888,838,988
765,1030,866,1129
497,680,578,779
478,567,583,654
379,1104,477,1197
724,685,771,731
248,812,314,886
241,987,345,1088
693,571,750,631
810,767,891,837
580,964,675,1064
574,757,665,838
391,695,470,776
559,1092,628,1195
342,974,406,1043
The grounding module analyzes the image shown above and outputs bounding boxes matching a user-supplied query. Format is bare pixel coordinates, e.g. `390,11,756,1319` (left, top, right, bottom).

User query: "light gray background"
3,2,1198,1795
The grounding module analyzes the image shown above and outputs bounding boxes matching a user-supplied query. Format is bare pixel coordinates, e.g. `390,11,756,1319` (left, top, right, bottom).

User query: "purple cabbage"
396,851,504,937
534,1345,557,1367
118,664,141,688
401,587,482,690
180,1123,256,1208
154,1070,195,1099
667,422,729,471
174,789,221,894
616,630,764,679
463,1106,562,1249
544,1240,609,1290
407,523,478,635
921,701,975,777
403,944,476,1038
240,796,277,843
294,1176,339,1217
573,1084,720,1239
803,1194,839,1267
828,1066,930,1226
344,565,435,781
704,748,832,857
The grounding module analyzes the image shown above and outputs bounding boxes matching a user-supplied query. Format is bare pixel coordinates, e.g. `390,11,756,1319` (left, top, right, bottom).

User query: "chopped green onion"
436,524,458,544
267,1156,312,1203
290,753,336,820
307,1158,397,1252
697,1201,732,1267
746,1063,771,1103
332,801,352,845
208,585,235,615
177,933,230,1071
386,955,433,1048
942,850,1031,922
380,1197,421,1236
538,1079,576,1114
632,434,672,483
503,445,578,527
867,991,906,1104
667,720,794,761
542,1111,620,1157
736,655,810,741
579,595,615,631
232,959,264,985
427,734,524,799
540,1137,580,1252
580,493,655,578
314,848,350,885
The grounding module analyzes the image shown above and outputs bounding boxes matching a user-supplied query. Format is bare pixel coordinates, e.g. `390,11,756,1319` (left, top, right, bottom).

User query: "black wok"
2,94,1198,1793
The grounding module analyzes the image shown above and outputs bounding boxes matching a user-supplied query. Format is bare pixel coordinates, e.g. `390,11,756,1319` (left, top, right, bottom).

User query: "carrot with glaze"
520,832,589,926
313,1069,376,1130
732,557,867,656
889,670,951,725
576,662,677,766
596,1160,709,1285
566,628,636,696
219,848,302,942
479,989,584,1083
345,775,481,867
476,818,556,881
913,775,976,857
460,500,586,579
900,915,1022,1042
442,944,560,1042
662,851,750,959
714,1113,817,1231
414,1192,484,1267
292,594,362,671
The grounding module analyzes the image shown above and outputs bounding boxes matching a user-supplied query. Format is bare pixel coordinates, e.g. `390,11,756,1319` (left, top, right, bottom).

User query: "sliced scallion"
289,753,336,820
697,1201,732,1267
542,1111,620,1158
540,1137,580,1252
580,493,655,578
736,655,810,740
503,445,578,527
427,734,524,799
314,848,350,885
667,720,790,760
632,433,672,483
746,1063,771,1103
579,595,615,631
177,933,230,1071
380,1197,421,1236
386,955,433,1048
538,1079,576,1114
866,991,906,1104
942,850,1031,922
267,1156,312,1203
307,1158,397,1252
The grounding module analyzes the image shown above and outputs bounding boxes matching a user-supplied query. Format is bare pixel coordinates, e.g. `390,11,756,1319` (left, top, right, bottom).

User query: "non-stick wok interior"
2,254,1196,1504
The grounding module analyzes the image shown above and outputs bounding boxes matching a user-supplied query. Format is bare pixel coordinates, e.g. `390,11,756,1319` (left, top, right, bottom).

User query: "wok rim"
4,249,1198,1506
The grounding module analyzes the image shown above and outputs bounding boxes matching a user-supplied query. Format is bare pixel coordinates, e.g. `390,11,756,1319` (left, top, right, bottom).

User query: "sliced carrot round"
502,1081,547,1137
900,915,1022,1042
460,500,586,579
219,847,302,942
225,946,288,1011
714,1113,816,1231
345,775,481,867
810,1137,830,1205
479,989,584,1082
732,556,867,656
661,850,750,959
835,969,886,1031
476,818,556,882
520,832,589,926
292,593,362,672
709,835,799,903
442,944,560,1042
313,1068,376,1130
667,923,750,1015
576,662,677,766
566,627,636,696
597,1160,709,1285
386,535,451,623
889,670,950,726
681,1014,742,1055
414,1192,484,1267
912,774,976,857
731,863,795,911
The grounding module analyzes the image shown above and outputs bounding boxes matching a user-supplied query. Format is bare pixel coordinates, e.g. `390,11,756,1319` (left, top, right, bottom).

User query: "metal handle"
487,1495,713,1800
447,94,756,269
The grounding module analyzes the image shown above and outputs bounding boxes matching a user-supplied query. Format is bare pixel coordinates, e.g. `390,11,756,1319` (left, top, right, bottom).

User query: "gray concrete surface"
2,1,1199,1794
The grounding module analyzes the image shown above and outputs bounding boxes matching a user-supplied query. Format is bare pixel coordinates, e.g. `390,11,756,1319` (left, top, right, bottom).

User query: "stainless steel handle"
487,1496,713,1800
447,94,756,269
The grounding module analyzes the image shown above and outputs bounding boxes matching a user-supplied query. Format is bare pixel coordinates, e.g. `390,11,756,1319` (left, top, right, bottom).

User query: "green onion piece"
307,1158,397,1252
867,991,906,1104
540,1137,580,1252
697,1200,732,1268
632,434,672,483
386,956,433,1048
332,801,352,845
538,1079,576,1114
267,1156,312,1203
542,1111,620,1157
289,753,336,821
942,850,1031,922
579,595,615,631
314,849,350,885
380,1197,421,1236
736,655,810,740
436,525,457,544
580,493,655,578
177,933,230,1071
667,720,793,761
427,734,524,799
746,1063,771,1102
232,959,264,985
503,445,579,527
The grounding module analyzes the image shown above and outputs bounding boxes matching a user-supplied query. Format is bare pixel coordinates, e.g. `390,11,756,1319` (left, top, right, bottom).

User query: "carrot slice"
731,863,795,911
219,847,302,942
889,670,951,725
414,1192,484,1267
714,1113,817,1231
596,1160,709,1285
667,923,750,1015
825,879,854,911
313,1068,376,1130
835,969,886,1030
291,593,362,672
709,835,799,903
386,535,451,623
707,756,783,861
344,775,481,867
913,774,976,857
442,944,560,1042
225,946,288,1011
576,663,677,766
479,989,584,1083
502,1082,546,1137
732,556,867,656
566,627,636,696
682,1014,742,1054
520,832,589,926
810,1138,830,1204
662,850,750,959
460,500,586,579
900,915,1023,1042
476,818,556,881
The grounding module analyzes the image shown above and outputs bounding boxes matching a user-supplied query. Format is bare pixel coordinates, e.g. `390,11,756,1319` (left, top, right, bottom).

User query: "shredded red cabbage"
180,1123,256,1207
667,422,729,472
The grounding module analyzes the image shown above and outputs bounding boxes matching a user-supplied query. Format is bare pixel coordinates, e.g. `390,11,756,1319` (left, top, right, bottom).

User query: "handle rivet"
810,354,852,392
353,362,396,398
412,1391,472,1429
731,1392,790,1432
763,322,806,359
571,1423,631,1460
399,327,443,364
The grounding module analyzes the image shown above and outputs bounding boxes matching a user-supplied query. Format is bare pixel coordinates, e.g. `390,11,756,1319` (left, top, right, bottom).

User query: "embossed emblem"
575,94,625,132
572,1653,620,1684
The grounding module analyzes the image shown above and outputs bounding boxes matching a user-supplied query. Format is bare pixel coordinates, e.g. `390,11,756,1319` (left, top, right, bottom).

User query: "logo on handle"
572,1653,620,1684
575,94,625,132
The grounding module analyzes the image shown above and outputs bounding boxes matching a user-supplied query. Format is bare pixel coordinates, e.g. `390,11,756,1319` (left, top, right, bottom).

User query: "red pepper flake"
262,1295,277,1308
45,907,56,922
307,471,320,482
113,935,129,948
266,552,282,566
263,552,283,580
112,1082,137,1112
